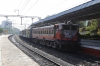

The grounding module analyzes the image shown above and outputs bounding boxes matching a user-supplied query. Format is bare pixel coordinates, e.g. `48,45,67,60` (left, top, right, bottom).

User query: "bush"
91,34,100,38
80,34,100,40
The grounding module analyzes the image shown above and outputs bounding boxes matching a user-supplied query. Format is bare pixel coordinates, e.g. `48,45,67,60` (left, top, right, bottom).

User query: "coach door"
54,25,59,38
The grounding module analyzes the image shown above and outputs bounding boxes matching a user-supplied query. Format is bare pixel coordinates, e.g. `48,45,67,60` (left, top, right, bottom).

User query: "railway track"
9,35,100,66
9,35,74,66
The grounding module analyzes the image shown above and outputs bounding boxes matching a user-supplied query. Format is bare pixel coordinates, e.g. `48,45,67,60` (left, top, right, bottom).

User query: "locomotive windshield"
62,25,78,30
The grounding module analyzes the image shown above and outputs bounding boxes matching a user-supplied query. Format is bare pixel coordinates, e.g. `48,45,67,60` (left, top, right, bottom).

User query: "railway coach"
20,27,32,39
31,23,81,51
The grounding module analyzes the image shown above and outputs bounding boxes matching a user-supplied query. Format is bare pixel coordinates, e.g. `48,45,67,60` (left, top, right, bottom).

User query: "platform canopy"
32,0,100,27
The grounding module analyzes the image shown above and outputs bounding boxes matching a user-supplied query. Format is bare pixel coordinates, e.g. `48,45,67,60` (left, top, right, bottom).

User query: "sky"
0,0,90,30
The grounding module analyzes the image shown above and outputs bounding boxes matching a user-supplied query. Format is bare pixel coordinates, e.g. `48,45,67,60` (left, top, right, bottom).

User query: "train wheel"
52,42,58,48
46,41,50,46
41,40,43,45
45,41,48,46
32,39,34,42
39,40,42,44
42,39,45,45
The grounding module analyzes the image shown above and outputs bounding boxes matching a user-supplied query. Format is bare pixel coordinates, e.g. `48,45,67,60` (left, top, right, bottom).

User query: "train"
19,22,81,51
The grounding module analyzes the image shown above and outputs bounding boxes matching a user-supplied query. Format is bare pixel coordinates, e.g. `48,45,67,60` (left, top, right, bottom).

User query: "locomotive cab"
61,24,79,40
54,23,80,51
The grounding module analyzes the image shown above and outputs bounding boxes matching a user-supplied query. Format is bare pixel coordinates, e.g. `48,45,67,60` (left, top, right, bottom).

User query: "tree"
78,21,85,28
0,27,3,33
86,19,98,35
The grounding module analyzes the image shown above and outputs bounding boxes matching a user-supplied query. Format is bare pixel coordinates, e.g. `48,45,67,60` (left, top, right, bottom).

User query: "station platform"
0,35,40,66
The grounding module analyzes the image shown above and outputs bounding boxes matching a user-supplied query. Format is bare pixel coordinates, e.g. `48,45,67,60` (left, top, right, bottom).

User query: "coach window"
41,30,42,34
46,30,48,34
36,31,39,34
52,29,53,34
36,30,37,34
35,30,37,34
44,30,45,34
43,30,44,34
51,29,52,34
51,30,52,34
45,30,46,34
34,30,35,34
32,30,33,34
47,30,48,34
49,29,50,34
35,30,36,34
40,30,41,34
45,30,47,34
37,30,38,34
48,29,49,34
42,30,43,34
33,30,34,34
36,30,38,34
43,30,45,34
34,31,35,34
38,30,39,34
49,30,51,34
49,30,50,34
37,31,38,34
48,29,50,34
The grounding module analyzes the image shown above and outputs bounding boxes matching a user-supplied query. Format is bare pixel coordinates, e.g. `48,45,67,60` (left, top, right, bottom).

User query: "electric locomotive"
32,22,81,51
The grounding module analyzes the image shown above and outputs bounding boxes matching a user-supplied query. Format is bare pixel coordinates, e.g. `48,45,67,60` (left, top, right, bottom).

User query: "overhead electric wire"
41,0,90,16
23,0,39,14
19,0,28,12
17,0,24,10
41,0,67,15
20,0,31,14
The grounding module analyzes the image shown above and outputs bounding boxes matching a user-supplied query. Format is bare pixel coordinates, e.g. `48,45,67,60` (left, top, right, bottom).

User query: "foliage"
80,34,100,40
0,27,3,33
79,18,100,39
79,27,86,32
78,21,85,28
97,29,100,35
86,19,98,33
